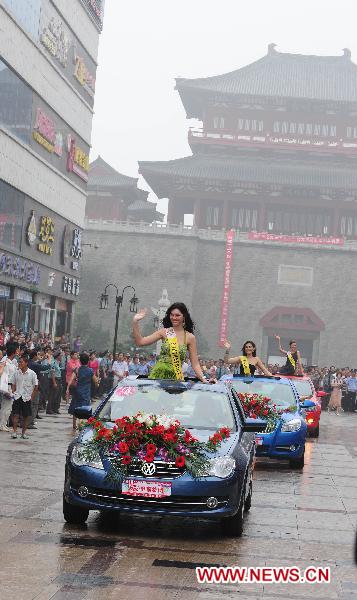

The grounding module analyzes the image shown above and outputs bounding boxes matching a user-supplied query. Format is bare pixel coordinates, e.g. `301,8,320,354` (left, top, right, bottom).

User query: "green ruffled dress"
149,335,188,380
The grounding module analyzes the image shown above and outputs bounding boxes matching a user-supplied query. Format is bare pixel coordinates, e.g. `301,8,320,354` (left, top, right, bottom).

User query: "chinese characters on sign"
67,135,89,182
38,216,55,255
63,276,80,296
219,230,235,347
0,253,41,286
33,108,63,156
40,16,70,67
74,54,96,98
70,229,82,270
248,232,344,246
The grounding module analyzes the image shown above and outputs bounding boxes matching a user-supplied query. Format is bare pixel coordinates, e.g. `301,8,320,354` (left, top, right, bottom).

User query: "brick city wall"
79,229,355,365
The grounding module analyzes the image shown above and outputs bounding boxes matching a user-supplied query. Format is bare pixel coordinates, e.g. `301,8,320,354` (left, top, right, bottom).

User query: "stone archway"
259,306,325,366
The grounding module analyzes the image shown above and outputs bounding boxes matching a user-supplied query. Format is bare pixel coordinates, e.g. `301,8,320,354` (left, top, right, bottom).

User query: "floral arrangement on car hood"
79,412,231,481
237,392,281,433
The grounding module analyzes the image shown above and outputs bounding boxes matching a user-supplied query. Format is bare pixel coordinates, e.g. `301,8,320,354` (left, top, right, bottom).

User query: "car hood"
79,424,238,457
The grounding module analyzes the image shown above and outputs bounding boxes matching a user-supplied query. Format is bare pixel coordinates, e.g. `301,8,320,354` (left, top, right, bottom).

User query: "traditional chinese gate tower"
140,45,357,237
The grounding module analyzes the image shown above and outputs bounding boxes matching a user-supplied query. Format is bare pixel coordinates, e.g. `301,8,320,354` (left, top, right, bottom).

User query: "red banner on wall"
219,230,235,347
248,232,344,246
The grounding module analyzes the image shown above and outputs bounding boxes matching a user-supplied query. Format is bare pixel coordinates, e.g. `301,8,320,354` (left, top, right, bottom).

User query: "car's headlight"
71,443,104,469
203,456,236,478
281,418,302,432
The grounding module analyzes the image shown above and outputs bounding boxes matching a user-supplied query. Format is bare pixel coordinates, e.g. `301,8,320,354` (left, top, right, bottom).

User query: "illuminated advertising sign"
67,135,89,182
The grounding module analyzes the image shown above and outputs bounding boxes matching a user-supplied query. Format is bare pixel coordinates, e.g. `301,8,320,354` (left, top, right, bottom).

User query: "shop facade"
0,179,82,339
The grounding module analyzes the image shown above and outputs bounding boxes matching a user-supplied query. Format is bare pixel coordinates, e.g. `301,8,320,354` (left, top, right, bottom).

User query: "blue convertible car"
63,378,266,536
222,375,315,469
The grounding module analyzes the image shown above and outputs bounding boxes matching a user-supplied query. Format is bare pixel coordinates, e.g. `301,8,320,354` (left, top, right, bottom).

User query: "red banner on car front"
219,230,235,347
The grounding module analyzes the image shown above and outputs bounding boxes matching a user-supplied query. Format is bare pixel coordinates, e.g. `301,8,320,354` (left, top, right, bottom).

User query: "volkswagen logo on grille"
141,462,156,476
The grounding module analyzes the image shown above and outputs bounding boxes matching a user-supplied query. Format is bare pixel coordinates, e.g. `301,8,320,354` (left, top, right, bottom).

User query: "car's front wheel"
63,495,89,524
221,481,246,537
289,446,305,469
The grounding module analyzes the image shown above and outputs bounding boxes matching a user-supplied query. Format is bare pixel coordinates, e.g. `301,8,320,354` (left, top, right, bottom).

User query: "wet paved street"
0,406,356,600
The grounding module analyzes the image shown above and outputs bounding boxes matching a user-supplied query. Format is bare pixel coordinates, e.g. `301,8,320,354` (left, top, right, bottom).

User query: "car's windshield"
231,379,296,410
97,383,236,431
291,379,313,399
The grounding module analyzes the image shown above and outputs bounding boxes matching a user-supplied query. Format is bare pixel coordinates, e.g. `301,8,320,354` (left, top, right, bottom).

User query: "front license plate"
122,479,172,498
255,437,264,446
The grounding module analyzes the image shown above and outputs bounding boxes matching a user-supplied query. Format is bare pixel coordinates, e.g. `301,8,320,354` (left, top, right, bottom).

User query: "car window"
98,384,236,431
292,380,313,399
231,379,296,410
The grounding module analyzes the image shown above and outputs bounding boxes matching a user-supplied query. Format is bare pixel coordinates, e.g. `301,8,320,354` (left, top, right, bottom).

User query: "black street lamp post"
99,284,138,356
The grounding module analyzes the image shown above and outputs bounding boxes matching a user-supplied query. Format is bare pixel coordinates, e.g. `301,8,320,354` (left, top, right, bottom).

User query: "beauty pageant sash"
166,329,184,381
240,356,251,376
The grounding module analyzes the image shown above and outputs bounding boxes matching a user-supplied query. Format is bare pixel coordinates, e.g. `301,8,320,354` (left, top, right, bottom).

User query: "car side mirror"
299,400,315,409
242,418,267,433
73,406,92,419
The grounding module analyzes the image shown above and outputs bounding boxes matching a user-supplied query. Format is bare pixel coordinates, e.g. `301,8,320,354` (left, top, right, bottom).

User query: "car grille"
72,487,228,511
126,459,185,479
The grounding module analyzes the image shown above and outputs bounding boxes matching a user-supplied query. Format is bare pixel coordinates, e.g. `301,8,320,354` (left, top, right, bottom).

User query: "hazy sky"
90,0,357,215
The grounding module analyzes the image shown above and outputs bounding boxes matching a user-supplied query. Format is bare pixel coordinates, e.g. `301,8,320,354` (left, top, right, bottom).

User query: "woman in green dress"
132,302,208,382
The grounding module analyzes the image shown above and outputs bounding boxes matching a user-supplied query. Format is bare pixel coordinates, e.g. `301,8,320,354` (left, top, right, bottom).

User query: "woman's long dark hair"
242,340,257,357
162,302,195,333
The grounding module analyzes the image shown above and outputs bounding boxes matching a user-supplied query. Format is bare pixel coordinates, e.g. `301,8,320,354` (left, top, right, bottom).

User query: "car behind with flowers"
284,376,322,437
220,375,315,469
63,378,266,536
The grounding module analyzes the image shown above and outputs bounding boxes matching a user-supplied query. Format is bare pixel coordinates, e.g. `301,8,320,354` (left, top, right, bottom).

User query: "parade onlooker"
0,342,19,432
66,351,81,392
128,356,141,376
112,352,129,385
47,350,62,415
328,371,343,415
28,349,51,427
73,336,82,353
67,352,97,430
11,355,38,440
345,370,357,412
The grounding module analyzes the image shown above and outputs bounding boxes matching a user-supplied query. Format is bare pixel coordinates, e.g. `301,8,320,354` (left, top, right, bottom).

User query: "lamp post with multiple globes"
99,284,138,356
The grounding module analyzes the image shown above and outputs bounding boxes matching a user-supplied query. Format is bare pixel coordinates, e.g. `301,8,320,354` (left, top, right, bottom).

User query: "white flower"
156,414,177,429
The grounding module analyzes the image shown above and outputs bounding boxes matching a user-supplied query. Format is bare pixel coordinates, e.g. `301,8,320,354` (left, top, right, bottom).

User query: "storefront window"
0,180,24,251
2,0,42,40
0,59,33,144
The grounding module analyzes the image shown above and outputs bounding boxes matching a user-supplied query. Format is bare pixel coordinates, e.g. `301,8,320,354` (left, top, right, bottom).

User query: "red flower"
118,441,129,454
163,432,178,444
144,453,155,463
94,421,102,429
146,443,157,454
220,427,230,438
175,455,185,468
263,409,269,416
87,417,95,424
121,455,132,465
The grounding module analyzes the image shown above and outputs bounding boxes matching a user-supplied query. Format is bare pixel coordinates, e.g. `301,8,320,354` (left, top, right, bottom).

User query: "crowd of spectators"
0,324,356,441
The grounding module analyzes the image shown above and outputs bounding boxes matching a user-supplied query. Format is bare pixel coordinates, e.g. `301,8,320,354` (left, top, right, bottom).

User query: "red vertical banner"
219,230,235,347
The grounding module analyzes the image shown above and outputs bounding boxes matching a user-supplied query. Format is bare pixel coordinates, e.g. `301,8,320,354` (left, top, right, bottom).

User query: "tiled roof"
176,47,357,117
89,156,138,188
128,199,157,211
139,154,357,197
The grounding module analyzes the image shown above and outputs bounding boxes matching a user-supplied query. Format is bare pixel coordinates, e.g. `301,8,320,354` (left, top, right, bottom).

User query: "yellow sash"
240,356,251,376
166,329,184,381
287,352,296,370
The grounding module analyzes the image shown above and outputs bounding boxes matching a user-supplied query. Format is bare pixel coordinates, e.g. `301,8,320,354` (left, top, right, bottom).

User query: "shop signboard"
39,2,97,106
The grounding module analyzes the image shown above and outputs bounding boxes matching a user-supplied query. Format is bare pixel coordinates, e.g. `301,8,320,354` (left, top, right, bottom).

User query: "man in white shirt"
0,342,19,432
112,352,128,387
11,355,38,440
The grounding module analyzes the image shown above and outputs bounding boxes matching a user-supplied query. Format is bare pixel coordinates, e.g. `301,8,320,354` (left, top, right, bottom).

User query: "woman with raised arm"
132,303,208,382
223,340,273,377
274,335,304,376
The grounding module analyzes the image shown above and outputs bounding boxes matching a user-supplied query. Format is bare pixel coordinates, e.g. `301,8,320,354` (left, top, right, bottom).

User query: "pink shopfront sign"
219,230,235,347
248,232,344,246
